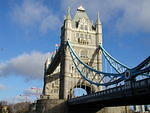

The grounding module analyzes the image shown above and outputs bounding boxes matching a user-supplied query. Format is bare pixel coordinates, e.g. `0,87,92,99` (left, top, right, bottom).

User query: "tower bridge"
36,5,150,113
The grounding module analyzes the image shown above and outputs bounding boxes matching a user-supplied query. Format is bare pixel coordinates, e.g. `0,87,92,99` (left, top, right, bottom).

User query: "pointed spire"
66,6,71,20
96,12,101,25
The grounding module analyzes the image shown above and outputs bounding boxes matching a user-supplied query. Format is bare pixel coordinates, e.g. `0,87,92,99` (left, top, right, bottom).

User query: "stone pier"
36,99,67,113
36,99,131,113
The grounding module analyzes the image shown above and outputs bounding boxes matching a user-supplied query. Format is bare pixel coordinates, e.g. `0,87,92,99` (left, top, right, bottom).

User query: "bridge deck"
68,78,150,107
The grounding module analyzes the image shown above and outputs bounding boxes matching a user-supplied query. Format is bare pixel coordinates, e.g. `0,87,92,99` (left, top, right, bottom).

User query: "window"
52,83,54,88
89,35,91,38
55,80,58,85
76,22,79,28
76,33,79,37
78,38,80,43
80,25,84,30
85,25,88,30
54,89,58,93
80,34,84,38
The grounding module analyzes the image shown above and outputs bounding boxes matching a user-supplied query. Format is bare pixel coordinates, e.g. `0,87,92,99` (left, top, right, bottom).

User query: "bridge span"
68,78,150,113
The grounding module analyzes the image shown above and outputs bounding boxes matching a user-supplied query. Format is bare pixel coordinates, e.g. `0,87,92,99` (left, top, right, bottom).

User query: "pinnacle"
77,5,85,11
66,6,71,19
96,12,101,25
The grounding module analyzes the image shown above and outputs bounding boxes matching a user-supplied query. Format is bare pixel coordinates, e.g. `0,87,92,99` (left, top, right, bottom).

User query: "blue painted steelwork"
67,41,150,86
67,41,124,86
126,56,150,79
68,42,121,77
99,44,150,78
99,44,129,73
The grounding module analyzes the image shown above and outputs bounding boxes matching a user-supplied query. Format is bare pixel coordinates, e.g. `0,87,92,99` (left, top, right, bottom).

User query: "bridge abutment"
36,99,131,113
68,104,130,113
36,99,68,113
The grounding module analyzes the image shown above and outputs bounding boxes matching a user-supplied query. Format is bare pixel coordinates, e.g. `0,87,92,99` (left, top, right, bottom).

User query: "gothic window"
76,22,79,28
78,38,80,43
78,38,89,45
85,25,88,30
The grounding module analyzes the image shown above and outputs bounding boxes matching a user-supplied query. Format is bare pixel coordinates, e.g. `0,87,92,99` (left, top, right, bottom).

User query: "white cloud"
10,0,150,34
62,0,150,33
40,15,61,33
0,51,50,79
11,0,61,33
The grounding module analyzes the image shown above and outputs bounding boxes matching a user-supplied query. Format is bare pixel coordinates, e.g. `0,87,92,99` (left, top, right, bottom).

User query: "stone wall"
36,99,132,113
97,107,131,113
36,99,67,113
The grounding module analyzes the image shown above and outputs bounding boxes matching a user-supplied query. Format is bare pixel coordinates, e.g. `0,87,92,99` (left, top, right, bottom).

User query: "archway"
69,83,95,99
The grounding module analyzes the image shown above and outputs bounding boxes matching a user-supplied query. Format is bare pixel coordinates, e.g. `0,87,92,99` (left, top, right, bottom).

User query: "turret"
64,7,72,42
66,7,71,20
60,7,72,99
96,12,101,27
96,12,102,46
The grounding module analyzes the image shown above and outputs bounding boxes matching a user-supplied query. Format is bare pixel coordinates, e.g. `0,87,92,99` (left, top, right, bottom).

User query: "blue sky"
0,0,150,103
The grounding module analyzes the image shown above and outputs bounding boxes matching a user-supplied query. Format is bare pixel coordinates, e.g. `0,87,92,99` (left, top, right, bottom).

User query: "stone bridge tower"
59,6,102,99
38,6,130,113
42,5,102,100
